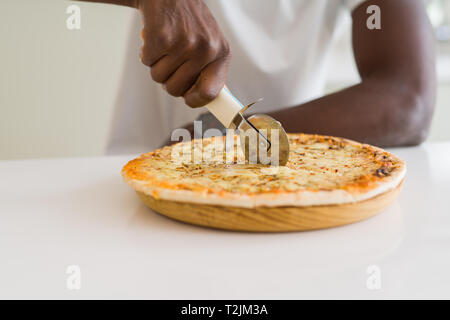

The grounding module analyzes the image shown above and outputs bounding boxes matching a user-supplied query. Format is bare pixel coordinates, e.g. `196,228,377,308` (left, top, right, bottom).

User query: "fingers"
183,55,230,108
141,29,207,87
139,19,231,107
163,60,201,97
162,45,220,97
143,48,230,106
150,55,187,84
142,34,231,103
140,27,176,67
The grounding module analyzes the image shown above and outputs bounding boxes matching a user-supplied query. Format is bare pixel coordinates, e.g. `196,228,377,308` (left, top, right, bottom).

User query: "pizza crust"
124,169,405,208
122,134,406,208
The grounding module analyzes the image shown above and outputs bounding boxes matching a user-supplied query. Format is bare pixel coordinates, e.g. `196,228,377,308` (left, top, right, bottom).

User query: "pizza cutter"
205,87,290,166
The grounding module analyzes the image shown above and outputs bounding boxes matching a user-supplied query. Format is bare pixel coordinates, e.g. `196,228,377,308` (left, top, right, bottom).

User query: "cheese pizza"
122,133,405,208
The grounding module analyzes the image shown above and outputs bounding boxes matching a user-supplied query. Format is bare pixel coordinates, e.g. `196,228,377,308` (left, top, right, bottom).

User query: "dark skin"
78,0,436,147
80,0,231,107
270,0,436,147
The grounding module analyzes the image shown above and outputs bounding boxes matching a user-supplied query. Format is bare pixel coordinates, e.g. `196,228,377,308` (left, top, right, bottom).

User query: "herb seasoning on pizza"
122,133,405,208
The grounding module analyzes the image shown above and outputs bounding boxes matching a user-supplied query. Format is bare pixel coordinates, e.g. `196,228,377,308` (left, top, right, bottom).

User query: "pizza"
122,133,406,208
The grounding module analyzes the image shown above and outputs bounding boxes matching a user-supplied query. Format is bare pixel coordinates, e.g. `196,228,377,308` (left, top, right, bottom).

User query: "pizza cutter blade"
238,113,290,166
205,87,290,166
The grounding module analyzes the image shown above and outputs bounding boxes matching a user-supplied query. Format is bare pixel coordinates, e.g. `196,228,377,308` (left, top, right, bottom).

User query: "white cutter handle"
205,87,243,128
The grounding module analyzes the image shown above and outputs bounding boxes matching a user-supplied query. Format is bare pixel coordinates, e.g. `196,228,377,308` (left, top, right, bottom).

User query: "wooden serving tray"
136,180,404,232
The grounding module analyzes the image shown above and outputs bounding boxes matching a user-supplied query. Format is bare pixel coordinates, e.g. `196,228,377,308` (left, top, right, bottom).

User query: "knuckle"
195,37,230,61
195,36,210,51
183,36,197,51
177,37,196,57
194,38,219,62
206,44,220,59
153,31,172,50
196,37,217,57
221,41,231,58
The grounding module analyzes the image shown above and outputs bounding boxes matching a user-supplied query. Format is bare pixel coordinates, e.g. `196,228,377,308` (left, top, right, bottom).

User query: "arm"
269,0,436,147
76,0,231,107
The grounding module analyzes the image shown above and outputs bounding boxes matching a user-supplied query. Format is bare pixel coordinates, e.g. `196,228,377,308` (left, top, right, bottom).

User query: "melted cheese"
123,134,404,196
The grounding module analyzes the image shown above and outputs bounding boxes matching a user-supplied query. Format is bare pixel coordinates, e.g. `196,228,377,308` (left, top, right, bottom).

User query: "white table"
1,142,449,299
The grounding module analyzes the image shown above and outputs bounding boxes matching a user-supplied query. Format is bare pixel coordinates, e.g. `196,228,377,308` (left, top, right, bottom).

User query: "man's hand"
138,0,231,107
77,0,230,107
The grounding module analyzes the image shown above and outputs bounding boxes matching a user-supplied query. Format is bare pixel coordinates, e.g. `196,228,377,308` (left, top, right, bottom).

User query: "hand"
137,0,231,107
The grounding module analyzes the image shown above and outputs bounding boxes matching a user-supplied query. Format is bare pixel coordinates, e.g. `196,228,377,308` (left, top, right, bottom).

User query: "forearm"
269,76,434,147
272,0,436,148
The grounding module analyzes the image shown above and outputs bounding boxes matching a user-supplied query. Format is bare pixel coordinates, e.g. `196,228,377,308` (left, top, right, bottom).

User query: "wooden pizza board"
136,180,404,232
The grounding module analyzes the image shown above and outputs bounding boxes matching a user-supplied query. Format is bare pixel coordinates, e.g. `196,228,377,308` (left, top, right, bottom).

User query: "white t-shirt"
106,0,365,154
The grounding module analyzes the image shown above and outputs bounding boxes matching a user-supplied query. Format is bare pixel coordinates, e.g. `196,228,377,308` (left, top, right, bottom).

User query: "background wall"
1,0,449,160
0,0,134,159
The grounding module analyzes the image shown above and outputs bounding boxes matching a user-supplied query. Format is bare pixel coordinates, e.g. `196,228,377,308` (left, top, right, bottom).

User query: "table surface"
1,142,450,299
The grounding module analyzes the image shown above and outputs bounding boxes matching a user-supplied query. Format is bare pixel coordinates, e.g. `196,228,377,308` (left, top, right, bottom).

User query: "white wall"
0,0,134,160
1,0,449,160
